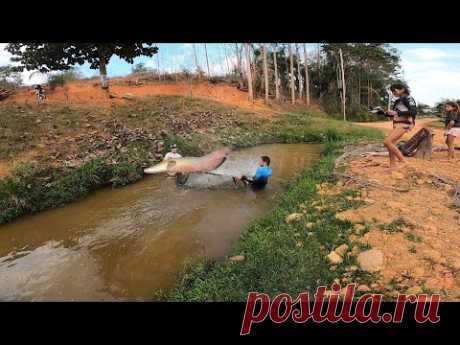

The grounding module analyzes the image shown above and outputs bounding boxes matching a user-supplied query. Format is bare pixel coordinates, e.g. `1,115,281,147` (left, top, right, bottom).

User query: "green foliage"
47,69,81,89
0,64,22,88
131,62,154,75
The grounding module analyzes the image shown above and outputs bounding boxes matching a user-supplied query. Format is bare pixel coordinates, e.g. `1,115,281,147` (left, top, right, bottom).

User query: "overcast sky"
1,43,460,106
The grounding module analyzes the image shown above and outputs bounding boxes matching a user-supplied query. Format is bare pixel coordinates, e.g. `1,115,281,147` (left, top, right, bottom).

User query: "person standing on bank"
443,101,460,160
383,83,417,170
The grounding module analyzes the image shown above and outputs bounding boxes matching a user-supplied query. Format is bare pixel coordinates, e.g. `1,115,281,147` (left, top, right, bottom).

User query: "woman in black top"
383,83,417,170
443,101,460,160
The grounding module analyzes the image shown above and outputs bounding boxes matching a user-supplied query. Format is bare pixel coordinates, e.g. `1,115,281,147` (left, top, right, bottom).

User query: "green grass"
167,137,383,301
377,217,408,234
405,232,423,243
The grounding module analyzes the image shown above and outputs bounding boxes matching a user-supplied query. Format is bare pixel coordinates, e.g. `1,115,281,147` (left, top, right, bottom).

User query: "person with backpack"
443,101,460,160
383,83,417,170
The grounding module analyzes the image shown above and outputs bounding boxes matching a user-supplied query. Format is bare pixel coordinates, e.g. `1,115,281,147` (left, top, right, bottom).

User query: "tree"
273,44,280,101
262,44,269,103
244,43,254,102
0,65,22,88
295,44,303,100
132,62,152,74
6,43,158,89
204,43,211,78
339,48,346,120
303,43,310,107
288,44,295,104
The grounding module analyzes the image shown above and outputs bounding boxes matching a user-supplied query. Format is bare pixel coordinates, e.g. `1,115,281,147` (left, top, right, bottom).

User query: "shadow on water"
0,144,321,301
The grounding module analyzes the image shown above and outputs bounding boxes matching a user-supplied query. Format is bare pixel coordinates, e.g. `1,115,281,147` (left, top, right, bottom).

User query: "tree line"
3,43,408,118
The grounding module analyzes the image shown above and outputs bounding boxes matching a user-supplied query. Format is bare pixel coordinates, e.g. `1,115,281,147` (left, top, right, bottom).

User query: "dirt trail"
326,117,460,299
5,80,278,115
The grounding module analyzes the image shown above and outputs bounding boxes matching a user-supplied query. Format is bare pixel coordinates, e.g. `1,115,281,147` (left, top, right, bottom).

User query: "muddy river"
0,144,320,301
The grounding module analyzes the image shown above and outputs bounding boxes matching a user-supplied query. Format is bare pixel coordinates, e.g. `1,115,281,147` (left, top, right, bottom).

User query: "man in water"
164,144,182,160
236,156,272,190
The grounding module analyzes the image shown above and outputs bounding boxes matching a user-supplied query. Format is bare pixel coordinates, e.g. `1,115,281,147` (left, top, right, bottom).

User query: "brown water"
0,144,320,301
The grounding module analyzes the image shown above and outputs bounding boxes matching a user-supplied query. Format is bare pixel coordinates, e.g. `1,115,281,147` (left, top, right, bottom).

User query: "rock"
327,251,343,265
306,222,315,229
357,285,371,292
346,196,354,201
406,286,422,295
334,244,349,257
370,283,380,289
307,232,314,237
363,198,375,204
391,171,405,180
351,246,360,255
314,206,325,212
285,213,303,224
354,223,366,232
229,255,245,262
296,241,303,248
122,93,135,100
357,249,384,272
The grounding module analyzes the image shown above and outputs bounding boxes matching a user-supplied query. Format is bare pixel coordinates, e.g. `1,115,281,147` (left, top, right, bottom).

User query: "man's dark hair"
261,155,270,166
390,83,410,95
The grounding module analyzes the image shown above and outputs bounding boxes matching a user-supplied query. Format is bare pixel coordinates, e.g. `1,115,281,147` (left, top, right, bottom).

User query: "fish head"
143,160,177,174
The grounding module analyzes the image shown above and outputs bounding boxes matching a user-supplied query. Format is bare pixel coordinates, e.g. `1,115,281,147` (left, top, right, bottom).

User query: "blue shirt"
254,166,272,184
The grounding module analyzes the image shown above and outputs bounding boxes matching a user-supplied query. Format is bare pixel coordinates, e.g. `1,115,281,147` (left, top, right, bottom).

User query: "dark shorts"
241,175,268,190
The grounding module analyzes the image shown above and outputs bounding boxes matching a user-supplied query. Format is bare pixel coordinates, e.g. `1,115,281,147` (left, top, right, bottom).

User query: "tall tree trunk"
262,44,269,103
192,44,200,78
369,81,372,105
303,43,310,107
99,55,108,90
244,43,254,102
204,43,211,79
317,43,321,80
273,44,280,101
156,45,161,81
223,44,231,75
295,44,302,100
339,48,346,121
235,43,241,75
367,78,370,109
358,77,361,106
289,44,295,104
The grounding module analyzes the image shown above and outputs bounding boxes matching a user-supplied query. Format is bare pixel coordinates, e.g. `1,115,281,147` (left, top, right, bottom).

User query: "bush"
48,69,81,90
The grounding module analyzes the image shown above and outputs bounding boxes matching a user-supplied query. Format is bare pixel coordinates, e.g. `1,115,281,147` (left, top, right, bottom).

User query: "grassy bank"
168,134,384,301
0,96,382,224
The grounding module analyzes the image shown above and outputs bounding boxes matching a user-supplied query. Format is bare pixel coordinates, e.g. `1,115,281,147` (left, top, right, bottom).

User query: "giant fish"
144,147,231,175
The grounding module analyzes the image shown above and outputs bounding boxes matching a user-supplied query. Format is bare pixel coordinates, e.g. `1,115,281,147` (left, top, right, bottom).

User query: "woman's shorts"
393,122,414,132
445,127,460,137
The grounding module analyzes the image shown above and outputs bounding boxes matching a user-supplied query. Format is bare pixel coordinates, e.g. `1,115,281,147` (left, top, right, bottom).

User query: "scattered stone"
406,286,422,295
391,171,405,180
285,213,303,224
357,285,371,292
229,255,245,262
357,249,384,272
306,222,315,229
354,223,366,232
327,251,343,265
334,244,349,257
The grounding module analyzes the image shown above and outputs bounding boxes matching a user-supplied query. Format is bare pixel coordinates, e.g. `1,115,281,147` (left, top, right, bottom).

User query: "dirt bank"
4,79,306,115
321,117,460,299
